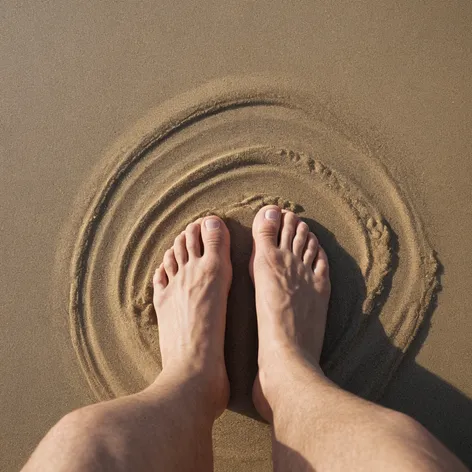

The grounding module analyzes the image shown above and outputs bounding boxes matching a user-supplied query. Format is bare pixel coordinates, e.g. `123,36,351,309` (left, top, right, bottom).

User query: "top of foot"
250,205,331,420
152,216,232,417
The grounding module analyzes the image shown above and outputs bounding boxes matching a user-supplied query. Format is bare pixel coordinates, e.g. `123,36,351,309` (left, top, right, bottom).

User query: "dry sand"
1,1,471,470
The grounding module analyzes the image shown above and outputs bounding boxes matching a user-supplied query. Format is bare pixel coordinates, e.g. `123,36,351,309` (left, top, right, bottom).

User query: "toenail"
265,209,280,221
204,218,221,231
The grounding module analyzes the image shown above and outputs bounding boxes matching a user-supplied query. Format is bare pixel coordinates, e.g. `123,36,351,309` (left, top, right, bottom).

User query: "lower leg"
23,368,217,472
250,205,467,472
265,353,466,472
23,216,232,472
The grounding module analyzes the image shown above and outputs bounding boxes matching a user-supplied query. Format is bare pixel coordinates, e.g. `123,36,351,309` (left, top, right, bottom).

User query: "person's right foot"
152,216,232,419
250,205,331,421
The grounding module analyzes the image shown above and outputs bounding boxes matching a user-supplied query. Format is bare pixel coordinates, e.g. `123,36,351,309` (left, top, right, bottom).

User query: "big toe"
200,216,230,259
252,205,282,248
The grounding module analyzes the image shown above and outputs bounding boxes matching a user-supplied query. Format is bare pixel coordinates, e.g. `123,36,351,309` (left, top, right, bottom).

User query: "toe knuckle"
308,234,318,246
186,222,199,234
299,221,309,232
202,256,222,274
257,226,278,239
320,263,330,275
204,233,224,247
187,240,198,250
305,250,315,261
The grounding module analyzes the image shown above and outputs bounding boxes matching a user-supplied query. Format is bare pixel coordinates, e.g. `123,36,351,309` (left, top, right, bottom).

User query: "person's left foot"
152,216,232,417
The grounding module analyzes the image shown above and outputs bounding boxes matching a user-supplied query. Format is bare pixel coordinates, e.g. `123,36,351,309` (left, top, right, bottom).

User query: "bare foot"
152,216,232,418
250,206,331,421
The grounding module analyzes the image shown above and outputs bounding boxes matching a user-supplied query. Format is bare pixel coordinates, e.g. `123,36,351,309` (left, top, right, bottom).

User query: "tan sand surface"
1,1,471,470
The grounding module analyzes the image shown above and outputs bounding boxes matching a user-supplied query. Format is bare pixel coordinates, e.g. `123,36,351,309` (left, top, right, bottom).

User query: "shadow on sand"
222,217,472,468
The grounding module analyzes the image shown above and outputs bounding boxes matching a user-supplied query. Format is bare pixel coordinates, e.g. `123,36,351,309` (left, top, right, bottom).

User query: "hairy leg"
251,205,467,472
23,216,232,472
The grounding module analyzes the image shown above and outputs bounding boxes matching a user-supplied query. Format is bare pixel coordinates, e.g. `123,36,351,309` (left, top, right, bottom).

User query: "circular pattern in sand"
66,78,438,468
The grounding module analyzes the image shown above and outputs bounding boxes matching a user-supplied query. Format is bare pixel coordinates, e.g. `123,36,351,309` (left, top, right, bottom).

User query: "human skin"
22,208,468,472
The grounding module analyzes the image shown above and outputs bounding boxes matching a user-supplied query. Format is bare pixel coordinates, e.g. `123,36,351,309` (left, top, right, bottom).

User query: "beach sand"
1,1,471,470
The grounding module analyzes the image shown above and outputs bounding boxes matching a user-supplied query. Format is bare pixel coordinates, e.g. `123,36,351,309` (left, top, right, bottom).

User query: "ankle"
258,341,324,379
257,346,327,412
148,360,229,419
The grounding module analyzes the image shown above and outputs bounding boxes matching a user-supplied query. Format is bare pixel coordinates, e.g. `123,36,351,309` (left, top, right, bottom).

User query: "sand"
1,1,471,470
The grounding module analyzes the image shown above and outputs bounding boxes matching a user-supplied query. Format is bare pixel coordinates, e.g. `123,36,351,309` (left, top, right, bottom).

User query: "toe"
185,222,202,258
252,205,282,247
173,232,188,267
201,215,230,257
314,246,330,294
303,232,319,268
163,248,178,278
292,221,309,258
314,246,329,278
153,263,168,289
279,211,300,251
